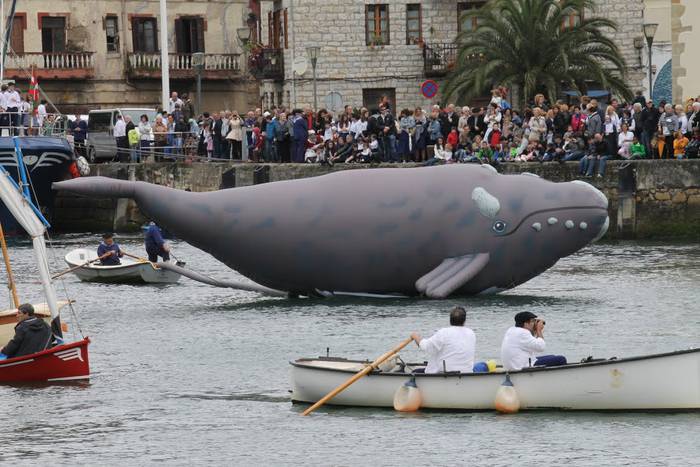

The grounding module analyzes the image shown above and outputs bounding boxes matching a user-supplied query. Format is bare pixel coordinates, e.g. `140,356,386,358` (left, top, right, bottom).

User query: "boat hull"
0,137,74,236
0,338,90,383
290,348,700,411
65,249,181,284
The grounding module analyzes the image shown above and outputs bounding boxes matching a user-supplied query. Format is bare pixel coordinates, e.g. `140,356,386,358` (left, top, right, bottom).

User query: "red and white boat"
0,144,91,383
0,338,90,383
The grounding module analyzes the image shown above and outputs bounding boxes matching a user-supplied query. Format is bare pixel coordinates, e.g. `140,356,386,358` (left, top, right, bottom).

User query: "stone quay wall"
52,160,700,240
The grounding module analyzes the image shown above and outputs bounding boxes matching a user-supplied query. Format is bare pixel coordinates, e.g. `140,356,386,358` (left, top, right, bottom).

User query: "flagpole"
1,0,5,84
159,0,169,113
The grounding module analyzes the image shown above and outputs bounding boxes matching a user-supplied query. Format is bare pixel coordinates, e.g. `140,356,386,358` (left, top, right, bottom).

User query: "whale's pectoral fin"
415,253,490,299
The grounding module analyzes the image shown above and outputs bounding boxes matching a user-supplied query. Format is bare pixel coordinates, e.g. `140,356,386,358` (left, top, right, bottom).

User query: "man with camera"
501,311,566,371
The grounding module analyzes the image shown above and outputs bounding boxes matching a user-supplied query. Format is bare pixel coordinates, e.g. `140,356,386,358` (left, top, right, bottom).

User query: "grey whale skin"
54,165,609,298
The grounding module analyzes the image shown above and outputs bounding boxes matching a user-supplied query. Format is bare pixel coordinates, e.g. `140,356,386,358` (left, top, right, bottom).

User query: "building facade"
256,0,646,112
3,0,257,114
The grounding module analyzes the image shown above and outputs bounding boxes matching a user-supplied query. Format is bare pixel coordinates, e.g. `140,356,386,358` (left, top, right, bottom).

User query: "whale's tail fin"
53,177,138,199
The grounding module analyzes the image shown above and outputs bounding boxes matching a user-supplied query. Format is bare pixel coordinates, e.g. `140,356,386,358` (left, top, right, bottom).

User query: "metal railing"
248,48,284,80
5,52,94,70
423,43,458,77
128,53,241,72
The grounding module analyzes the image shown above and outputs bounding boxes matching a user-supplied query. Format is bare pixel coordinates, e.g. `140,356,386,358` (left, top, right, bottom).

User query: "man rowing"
411,306,476,374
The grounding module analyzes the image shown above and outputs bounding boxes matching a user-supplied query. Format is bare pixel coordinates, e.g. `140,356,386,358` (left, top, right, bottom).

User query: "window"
458,2,486,33
132,17,157,53
406,4,421,45
87,112,113,132
41,16,66,52
562,13,582,30
362,88,395,112
365,4,389,46
105,15,119,52
175,16,204,53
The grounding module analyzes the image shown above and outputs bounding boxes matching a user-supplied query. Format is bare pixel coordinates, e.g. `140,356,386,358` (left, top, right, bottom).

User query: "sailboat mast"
0,221,20,308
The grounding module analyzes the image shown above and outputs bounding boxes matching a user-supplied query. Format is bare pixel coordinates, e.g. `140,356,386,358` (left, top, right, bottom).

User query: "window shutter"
268,11,273,46
196,17,205,52
283,9,288,48
175,18,185,53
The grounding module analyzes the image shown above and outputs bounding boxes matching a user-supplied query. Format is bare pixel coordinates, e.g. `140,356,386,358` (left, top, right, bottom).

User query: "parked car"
86,108,157,162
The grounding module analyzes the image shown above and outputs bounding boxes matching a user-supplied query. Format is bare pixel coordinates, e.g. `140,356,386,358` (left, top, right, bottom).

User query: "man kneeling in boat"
0,304,51,359
410,306,476,374
98,233,123,266
501,311,566,371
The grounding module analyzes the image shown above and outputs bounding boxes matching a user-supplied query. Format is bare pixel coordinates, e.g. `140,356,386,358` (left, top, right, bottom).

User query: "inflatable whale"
54,165,609,298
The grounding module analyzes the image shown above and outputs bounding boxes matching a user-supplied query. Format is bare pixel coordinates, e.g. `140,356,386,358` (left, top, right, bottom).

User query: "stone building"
2,0,257,114
256,0,646,112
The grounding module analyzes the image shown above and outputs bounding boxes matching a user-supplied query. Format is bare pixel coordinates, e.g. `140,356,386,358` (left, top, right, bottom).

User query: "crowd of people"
97,90,700,176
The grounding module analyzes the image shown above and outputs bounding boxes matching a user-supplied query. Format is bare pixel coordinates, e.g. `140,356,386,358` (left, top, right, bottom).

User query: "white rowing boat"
64,248,182,284
290,348,700,411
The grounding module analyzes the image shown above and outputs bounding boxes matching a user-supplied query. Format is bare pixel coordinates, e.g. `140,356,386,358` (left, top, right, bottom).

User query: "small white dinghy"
64,248,182,284
291,348,700,411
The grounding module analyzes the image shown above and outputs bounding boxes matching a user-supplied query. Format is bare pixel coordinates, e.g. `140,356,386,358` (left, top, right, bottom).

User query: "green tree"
444,0,633,108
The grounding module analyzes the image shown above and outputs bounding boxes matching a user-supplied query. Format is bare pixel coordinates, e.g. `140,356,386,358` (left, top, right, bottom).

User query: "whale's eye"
493,220,507,233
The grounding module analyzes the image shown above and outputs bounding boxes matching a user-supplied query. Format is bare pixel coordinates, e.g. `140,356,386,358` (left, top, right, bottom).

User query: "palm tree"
444,0,633,109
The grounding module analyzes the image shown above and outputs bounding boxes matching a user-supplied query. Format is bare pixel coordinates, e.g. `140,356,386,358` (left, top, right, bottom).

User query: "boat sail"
0,138,89,382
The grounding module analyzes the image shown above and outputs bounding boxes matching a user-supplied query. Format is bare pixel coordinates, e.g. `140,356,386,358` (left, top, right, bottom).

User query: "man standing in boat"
501,311,566,370
410,306,476,373
97,233,123,266
144,222,170,263
0,304,51,359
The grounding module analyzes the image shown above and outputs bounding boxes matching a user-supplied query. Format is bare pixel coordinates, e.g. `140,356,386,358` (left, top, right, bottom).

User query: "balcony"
4,52,95,80
423,43,458,77
248,48,284,81
127,53,242,80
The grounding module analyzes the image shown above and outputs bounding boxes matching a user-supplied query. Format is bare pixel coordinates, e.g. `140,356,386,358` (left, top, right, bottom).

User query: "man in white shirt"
501,312,566,371
411,306,476,374
5,82,21,135
113,114,128,162
168,92,183,114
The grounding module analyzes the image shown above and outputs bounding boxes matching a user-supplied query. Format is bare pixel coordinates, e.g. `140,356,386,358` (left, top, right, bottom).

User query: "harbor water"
1,235,698,466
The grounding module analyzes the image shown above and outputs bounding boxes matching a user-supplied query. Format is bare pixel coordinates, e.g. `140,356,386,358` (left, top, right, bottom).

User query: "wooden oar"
52,252,112,280
121,251,159,269
301,336,414,416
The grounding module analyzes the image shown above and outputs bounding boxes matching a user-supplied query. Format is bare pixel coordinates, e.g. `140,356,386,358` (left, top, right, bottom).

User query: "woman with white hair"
659,104,679,159
688,101,700,136
632,102,643,139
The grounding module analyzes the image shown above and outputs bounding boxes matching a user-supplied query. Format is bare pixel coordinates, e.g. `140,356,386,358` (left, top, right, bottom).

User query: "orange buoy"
393,377,422,412
494,374,520,413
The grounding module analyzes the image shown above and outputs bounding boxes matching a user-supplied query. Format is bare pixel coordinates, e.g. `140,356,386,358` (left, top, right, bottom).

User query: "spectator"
226,111,244,160
659,104,679,159
673,130,689,160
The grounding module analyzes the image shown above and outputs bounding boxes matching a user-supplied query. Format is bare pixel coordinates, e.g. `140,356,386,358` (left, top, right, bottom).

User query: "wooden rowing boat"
64,248,182,284
290,348,700,411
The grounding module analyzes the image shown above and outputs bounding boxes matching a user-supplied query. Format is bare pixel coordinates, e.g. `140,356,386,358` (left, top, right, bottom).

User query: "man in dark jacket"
1,304,51,359
291,109,308,163
640,100,660,156
145,222,170,262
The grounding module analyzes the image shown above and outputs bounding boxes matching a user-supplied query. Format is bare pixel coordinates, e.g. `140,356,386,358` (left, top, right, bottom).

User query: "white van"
86,108,158,162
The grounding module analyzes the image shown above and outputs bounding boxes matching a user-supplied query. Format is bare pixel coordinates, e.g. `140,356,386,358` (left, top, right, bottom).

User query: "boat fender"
473,361,489,373
393,377,422,412
494,374,520,414
486,359,498,372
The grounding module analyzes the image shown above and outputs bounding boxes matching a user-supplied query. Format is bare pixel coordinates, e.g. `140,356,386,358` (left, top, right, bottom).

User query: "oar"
121,251,159,270
301,336,414,416
52,252,112,279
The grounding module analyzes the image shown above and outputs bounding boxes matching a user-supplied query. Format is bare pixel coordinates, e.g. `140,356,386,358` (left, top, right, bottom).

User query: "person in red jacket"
489,123,503,161
446,127,459,148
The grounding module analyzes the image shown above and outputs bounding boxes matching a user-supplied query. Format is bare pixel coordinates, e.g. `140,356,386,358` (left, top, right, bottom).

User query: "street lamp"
643,23,658,103
307,46,320,111
236,27,251,46
192,52,205,116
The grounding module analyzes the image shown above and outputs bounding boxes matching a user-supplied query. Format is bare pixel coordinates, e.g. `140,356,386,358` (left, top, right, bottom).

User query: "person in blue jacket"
97,233,123,265
145,222,170,262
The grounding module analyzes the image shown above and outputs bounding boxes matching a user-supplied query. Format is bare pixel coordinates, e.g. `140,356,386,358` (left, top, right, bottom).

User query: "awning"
563,90,610,98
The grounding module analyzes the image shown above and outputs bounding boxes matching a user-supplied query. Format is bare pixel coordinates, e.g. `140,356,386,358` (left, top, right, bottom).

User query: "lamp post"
192,52,205,116
643,23,658,103
306,46,320,111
